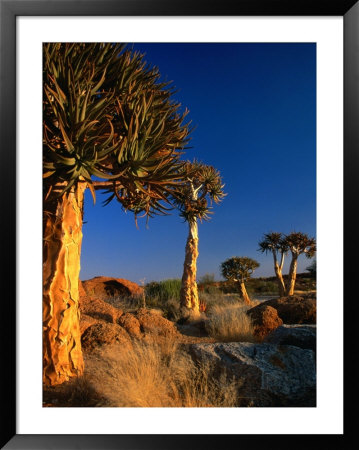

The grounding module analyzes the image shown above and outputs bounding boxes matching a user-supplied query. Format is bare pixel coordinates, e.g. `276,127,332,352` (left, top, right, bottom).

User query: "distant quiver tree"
220,257,259,305
283,232,316,295
43,43,190,385
258,232,288,296
173,161,225,315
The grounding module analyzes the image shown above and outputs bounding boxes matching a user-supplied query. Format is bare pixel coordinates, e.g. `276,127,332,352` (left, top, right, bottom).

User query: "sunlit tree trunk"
43,182,86,385
180,220,200,315
286,253,298,296
273,250,286,297
237,280,252,306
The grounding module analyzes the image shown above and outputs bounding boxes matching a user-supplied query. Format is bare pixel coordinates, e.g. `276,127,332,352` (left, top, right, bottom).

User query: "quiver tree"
220,257,259,306
283,232,316,296
258,232,288,296
173,161,225,315
43,43,190,385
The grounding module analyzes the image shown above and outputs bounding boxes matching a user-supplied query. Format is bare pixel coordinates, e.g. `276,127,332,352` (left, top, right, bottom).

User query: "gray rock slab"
265,324,316,351
190,342,316,406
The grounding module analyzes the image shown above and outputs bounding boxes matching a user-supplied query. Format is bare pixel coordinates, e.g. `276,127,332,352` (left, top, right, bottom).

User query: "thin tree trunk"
286,253,298,296
238,280,252,306
180,220,200,315
43,183,86,385
272,251,286,297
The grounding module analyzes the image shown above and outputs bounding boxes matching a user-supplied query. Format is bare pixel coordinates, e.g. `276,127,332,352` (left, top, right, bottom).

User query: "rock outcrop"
265,325,316,351
247,305,283,338
81,276,143,299
118,313,142,338
136,308,179,338
248,295,316,324
79,300,180,351
81,322,130,351
190,342,316,406
79,296,123,324
79,314,98,335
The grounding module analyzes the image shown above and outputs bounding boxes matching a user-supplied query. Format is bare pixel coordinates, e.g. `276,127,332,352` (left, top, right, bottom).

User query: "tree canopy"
221,256,260,282
284,232,316,258
258,232,288,254
43,43,191,219
172,160,226,223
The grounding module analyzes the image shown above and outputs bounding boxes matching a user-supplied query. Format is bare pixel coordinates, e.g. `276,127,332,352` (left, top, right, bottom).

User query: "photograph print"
43,42,316,407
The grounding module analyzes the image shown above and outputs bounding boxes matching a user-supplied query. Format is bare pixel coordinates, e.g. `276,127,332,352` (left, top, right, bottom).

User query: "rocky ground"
43,277,316,408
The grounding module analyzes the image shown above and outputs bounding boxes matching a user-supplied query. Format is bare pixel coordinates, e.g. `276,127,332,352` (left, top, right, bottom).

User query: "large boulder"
79,313,98,335
248,295,316,324
79,296,123,324
118,312,142,338
80,307,180,350
136,308,180,338
190,342,316,406
81,322,130,351
247,305,283,338
81,276,143,300
265,325,316,351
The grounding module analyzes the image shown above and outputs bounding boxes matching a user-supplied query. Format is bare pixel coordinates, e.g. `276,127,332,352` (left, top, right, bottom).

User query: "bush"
199,284,222,295
145,279,181,303
144,279,182,320
247,279,278,295
198,273,216,284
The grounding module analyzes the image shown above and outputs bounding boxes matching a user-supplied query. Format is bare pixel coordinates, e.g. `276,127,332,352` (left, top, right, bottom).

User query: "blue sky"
81,43,316,284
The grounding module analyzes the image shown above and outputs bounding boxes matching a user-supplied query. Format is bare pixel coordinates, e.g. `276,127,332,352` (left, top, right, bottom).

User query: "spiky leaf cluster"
283,232,316,258
221,257,260,282
172,160,226,223
43,43,190,217
258,232,288,254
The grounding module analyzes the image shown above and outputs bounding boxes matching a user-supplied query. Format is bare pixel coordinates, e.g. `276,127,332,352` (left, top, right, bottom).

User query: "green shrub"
145,279,181,303
204,285,221,295
144,279,182,320
247,279,278,295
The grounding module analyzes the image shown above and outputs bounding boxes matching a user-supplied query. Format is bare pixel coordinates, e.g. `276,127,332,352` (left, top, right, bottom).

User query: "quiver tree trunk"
43,182,86,385
286,254,298,296
180,220,200,315
272,251,286,297
237,280,252,306
274,263,286,297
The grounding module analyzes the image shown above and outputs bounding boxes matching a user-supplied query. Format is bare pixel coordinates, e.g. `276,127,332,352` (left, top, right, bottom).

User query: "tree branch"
90,180,124,190
280,251,285,270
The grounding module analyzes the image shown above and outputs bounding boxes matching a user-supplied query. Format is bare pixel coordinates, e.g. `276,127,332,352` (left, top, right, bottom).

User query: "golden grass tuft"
205,303,258,343
83,339,240,407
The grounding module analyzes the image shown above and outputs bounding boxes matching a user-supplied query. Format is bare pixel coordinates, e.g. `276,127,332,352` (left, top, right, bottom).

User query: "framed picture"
1,0,356,448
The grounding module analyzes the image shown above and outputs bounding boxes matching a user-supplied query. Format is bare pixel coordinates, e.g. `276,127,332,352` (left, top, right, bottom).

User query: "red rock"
79,296,123,324
81,276,143,299
79,314,97,335
256,295,316,324
247,305,283,338
118,313,142,338
81,322,130,351
136,308,179,338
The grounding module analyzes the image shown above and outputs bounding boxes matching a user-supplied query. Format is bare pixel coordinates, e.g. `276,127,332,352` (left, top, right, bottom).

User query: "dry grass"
81,339,240,407
205,303,258,343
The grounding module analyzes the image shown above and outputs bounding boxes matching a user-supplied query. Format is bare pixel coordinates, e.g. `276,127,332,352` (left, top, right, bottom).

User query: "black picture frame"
1,0,357,448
